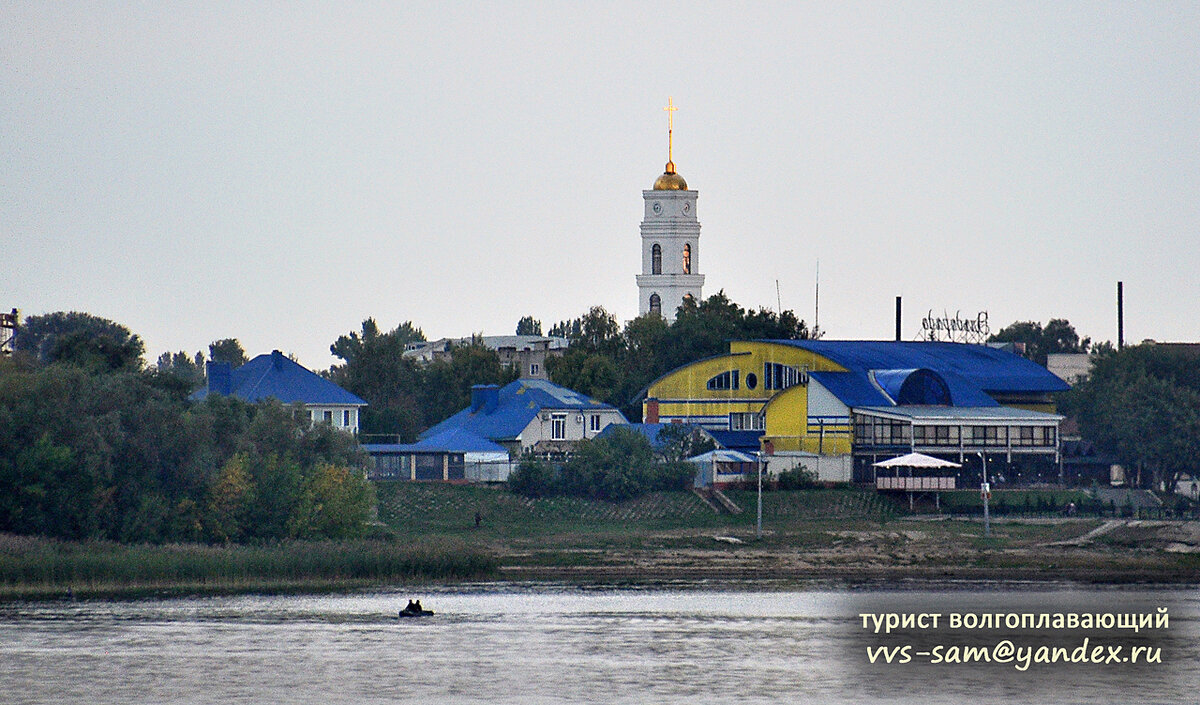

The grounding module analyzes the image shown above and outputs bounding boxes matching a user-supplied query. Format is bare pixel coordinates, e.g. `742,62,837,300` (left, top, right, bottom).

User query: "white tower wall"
636,188,705,321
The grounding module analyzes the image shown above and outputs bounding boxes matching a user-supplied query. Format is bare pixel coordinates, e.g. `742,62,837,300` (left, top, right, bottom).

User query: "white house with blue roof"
191,350,367,433
363,379,628,482
423,379,628,456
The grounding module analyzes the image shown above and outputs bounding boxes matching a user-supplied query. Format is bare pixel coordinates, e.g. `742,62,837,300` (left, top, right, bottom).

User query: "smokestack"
1117,281,1124,350
895,296,902,341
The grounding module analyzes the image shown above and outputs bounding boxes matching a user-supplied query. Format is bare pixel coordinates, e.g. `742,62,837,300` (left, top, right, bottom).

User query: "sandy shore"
493,517,1200,585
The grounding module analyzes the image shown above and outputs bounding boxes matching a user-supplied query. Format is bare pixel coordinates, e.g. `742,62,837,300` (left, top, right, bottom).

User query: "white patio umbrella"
872,452,962,469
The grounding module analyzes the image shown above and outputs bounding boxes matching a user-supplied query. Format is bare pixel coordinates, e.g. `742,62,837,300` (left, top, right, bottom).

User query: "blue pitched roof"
705,429,763,452
767,340,1069,395
190,351,366,406
808,371,893,407
420,379,625,442
597,422,695,451
363,428,507,454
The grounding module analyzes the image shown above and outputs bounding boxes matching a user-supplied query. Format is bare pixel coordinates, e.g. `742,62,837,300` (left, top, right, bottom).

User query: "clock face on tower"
652,202,662,215
682,202,691,215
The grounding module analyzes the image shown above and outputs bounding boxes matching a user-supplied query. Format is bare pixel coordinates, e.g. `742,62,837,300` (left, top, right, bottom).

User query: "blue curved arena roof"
767,340,1069,396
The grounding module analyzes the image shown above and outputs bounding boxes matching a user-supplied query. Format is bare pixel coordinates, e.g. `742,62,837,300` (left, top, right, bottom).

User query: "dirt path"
1044,520,1123,547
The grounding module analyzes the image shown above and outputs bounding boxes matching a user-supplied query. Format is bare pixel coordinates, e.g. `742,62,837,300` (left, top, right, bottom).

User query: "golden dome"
653,160,688,190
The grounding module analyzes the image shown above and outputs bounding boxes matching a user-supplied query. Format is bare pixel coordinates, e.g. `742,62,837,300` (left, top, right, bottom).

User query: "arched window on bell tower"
651,244,662,275
682,244,692,274
649,293,661,316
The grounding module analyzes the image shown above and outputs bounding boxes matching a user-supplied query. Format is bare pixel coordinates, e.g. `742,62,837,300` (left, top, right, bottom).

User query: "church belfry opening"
636,97,704,322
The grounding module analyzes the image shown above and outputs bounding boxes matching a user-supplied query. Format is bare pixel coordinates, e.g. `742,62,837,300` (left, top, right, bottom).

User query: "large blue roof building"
643,339,1068,483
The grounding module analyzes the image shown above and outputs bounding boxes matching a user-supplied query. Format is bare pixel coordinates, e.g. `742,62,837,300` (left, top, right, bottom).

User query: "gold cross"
663,97,677,164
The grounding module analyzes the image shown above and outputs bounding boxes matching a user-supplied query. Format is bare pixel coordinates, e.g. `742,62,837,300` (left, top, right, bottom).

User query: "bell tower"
636,97,704,321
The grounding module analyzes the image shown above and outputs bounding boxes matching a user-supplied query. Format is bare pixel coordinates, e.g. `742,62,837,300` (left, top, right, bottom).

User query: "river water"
1,583,1196,704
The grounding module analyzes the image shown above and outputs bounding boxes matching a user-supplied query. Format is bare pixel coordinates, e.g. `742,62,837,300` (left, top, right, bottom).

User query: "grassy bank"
377,483,1200,585
375,482,899,537
0,533,495,600
8,484,1198,598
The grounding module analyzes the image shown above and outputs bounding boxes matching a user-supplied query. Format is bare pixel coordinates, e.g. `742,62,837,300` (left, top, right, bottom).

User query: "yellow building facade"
644,341,853,454
644,339,1068,462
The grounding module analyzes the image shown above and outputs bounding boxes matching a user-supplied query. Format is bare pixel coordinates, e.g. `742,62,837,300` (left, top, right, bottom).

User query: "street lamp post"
756,452,763,540
977,451,990,538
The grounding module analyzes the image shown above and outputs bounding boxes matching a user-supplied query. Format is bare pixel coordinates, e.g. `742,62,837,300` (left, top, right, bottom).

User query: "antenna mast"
813,260,821,339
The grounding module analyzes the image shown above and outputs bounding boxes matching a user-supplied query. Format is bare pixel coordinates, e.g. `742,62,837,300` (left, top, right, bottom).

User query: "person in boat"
413,600,423,612
403,600,417,613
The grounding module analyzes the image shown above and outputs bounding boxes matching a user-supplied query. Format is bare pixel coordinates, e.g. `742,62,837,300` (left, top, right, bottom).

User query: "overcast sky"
4,2,1198,370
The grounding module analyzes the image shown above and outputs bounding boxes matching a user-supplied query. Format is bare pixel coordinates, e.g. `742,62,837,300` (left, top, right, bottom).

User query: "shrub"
508,458,559,498
776,466,818,490
653,461,697,492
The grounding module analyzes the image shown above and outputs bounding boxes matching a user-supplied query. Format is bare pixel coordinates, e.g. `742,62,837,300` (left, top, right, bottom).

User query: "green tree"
206,454,256,542
291,464,375,539
208,338,248,367
988,318,1090,366
0,340,373,544
508,458,559,498
156,350,206,389
546,349,620,403
419,341,518,426
550,306,622,356
516,316,543,335
1064,344,1200,493
330,318,424,366
656,424,715,462
327,319,426,440
15,312,145,371
558,428,677,501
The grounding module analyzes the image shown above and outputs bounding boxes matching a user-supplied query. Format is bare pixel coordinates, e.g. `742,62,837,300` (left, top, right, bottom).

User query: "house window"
649,293,661,316
682,244,691,274
551,413,567,440
729,412,763,431
651,244,662,275
323,410,333,424
706,370,740,391
589,414,602,432
763,362,804,390
343,409,352,427
530,362,540,376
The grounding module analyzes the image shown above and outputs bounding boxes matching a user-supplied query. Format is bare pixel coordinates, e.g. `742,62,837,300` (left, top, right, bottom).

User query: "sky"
4,2,1199,370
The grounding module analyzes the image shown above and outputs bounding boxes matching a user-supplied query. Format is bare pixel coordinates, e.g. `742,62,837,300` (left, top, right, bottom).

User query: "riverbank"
4,486,1197,599
0,533,494,600
491,517,1200,585
380,483,1200,587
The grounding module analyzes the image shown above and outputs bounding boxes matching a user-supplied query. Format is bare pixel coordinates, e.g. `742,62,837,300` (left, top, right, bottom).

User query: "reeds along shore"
0,533,496,599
